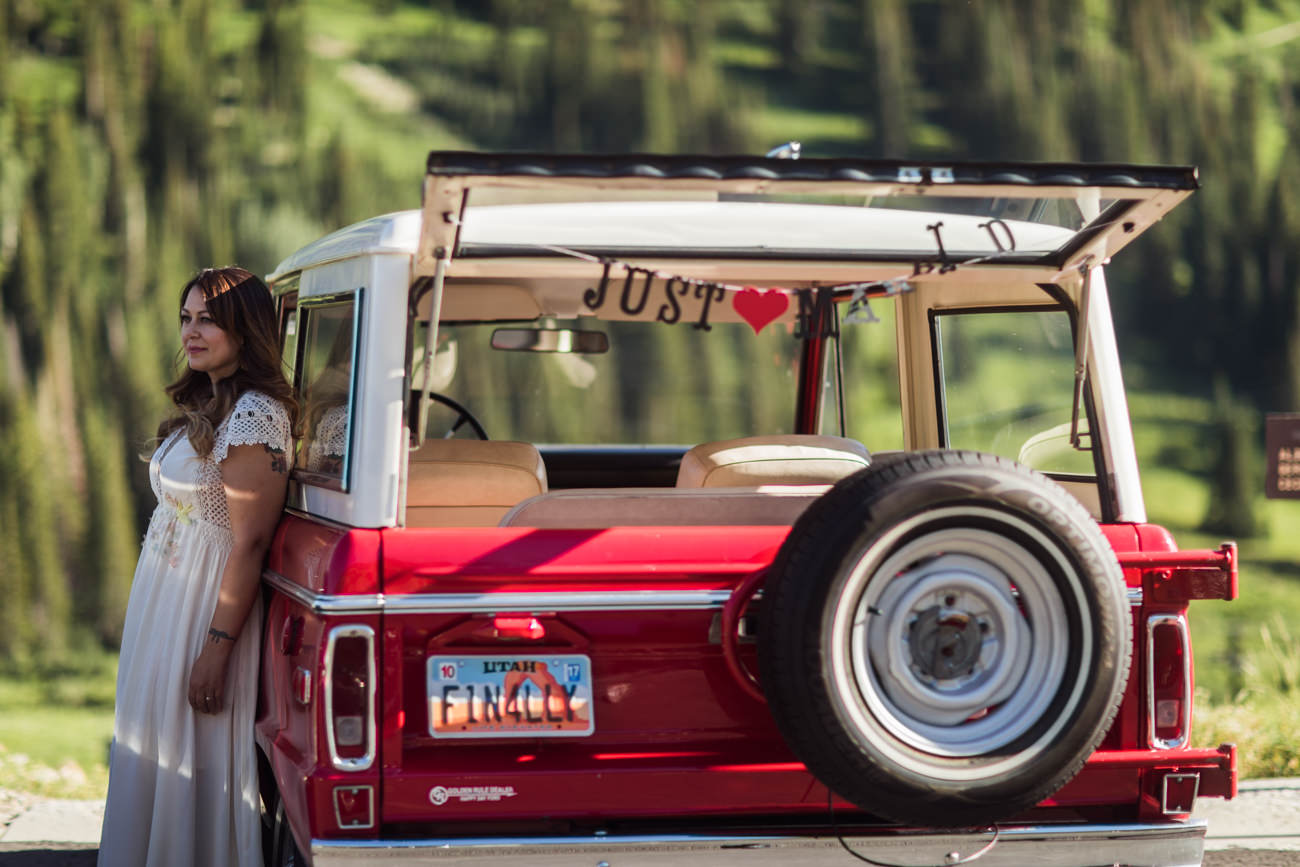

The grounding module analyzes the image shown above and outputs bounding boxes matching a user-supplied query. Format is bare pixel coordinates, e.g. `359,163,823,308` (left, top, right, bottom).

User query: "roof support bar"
1070,259,1095,450
415,252,449,444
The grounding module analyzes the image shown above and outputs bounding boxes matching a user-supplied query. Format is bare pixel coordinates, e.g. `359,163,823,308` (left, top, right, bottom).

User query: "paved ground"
3,779,1300,864
0,853,1295,867
0,798,102,846
1195,778,1300,853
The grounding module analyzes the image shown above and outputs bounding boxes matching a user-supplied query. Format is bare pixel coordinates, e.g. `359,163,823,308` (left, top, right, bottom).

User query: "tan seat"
676,435,870,487
501,486,830,528
405,440,547,527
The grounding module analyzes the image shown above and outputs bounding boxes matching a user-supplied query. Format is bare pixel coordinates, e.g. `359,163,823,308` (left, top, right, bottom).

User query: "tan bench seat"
406,440,547,527
676,435,870,487
500,486,830,528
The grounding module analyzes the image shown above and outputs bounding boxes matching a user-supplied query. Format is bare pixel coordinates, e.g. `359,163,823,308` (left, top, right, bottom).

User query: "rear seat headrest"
676,434,870,487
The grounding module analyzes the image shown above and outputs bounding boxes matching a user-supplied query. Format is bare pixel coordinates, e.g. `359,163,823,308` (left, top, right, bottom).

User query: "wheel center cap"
908,605,982,680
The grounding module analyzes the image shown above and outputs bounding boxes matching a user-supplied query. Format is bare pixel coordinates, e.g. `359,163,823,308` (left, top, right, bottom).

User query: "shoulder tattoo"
263,443,288,475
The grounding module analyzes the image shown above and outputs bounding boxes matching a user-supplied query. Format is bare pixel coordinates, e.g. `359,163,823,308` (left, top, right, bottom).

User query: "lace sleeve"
213,391,292,464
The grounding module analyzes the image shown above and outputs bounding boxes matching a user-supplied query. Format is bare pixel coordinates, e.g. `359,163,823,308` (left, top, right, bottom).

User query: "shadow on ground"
0,846,95,866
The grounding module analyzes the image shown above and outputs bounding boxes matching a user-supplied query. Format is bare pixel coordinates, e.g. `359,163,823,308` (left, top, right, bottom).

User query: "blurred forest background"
3,0,1300,787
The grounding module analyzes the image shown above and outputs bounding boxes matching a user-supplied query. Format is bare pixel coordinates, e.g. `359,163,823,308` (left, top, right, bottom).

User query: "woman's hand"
188,636,234,714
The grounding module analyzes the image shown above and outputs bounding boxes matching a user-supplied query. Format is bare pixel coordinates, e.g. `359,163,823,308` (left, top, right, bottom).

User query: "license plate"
428,655,595,738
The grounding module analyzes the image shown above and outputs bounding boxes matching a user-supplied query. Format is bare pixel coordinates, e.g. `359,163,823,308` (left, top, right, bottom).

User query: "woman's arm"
188,441,289,714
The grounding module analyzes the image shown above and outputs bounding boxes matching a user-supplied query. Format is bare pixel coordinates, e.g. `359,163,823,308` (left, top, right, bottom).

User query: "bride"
99,266,296,866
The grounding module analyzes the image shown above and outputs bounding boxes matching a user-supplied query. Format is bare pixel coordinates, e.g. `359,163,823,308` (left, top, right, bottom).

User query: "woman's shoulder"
230,389,291,424
213,390,292,460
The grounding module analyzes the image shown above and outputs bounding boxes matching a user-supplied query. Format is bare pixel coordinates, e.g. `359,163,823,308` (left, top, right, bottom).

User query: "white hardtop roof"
268,210,422,282
269,202,1079,282
456,201,1075,255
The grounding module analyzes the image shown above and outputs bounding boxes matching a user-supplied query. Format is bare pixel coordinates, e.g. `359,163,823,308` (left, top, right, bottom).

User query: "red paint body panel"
257,588,325,853
259,515,1237,840
268,513,383,595
259,514,385,849
382,526,789,592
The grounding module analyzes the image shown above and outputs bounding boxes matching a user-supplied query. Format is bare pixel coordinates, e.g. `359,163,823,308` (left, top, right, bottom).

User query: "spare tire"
758,450,1131,828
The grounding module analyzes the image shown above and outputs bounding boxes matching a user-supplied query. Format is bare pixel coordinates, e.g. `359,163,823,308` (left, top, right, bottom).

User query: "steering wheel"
418,391,489,440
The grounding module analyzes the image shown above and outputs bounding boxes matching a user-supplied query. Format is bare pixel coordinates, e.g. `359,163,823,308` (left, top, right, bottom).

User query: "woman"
99,267,296,867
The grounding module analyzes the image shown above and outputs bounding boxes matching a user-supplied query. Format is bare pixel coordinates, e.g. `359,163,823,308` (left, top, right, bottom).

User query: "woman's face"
181,287,240,382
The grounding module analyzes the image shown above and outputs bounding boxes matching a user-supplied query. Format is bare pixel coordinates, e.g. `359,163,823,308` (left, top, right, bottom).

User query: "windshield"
415,319,800,444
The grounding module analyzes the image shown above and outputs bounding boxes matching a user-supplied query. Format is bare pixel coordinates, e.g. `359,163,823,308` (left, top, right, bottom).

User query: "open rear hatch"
417,153,1197,280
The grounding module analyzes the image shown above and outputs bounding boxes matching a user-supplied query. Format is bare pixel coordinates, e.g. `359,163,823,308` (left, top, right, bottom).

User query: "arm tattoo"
208,627,236,644
264,443,288,475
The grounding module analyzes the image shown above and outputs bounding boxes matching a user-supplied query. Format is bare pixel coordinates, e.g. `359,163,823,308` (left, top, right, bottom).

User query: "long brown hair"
156,267,299,457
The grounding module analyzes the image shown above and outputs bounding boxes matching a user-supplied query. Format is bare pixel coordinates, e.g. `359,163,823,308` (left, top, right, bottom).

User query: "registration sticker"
428,655,595,738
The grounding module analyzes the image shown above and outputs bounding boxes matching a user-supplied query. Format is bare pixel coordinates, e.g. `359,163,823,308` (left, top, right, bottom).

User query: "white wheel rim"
829,505,1092,779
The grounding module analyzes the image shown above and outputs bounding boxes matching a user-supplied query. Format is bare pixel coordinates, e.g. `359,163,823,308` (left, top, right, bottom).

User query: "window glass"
819,330,843,438
413,319,799,444
297,296,359,486
935,308,1093,475
836,297,904,452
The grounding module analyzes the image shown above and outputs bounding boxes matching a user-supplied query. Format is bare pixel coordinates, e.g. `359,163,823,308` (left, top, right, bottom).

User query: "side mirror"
491,327,609,354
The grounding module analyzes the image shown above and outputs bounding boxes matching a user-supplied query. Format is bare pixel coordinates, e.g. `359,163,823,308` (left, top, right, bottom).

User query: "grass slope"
0,656,115,799
1135,391,1300,777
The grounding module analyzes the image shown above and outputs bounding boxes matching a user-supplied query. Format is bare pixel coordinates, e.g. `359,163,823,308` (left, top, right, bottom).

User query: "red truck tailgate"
378,525,819,825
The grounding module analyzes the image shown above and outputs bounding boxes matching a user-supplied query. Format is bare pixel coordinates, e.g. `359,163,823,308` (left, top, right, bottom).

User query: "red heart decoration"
733,287,790,335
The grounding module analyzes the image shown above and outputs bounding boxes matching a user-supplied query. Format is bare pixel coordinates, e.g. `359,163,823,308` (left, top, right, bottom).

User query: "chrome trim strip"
308,820,1206,867
264,570,361,613
268,566,1138,615
1146,613,1192,750
323,624,377,772
262,570,732,614
383,589,734,614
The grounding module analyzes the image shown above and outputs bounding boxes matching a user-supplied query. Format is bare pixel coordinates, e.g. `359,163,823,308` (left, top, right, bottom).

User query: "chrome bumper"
309,819,1205,866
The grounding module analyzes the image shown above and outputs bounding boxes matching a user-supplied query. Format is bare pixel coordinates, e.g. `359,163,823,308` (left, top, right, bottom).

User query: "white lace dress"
99,391,291,867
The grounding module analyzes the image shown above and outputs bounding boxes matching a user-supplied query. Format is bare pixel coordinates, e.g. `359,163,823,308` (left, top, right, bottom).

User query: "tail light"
1147,614,1191,749
324,624,376,770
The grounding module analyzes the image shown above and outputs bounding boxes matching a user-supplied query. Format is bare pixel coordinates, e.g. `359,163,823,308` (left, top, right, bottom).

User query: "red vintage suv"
256,153,1237,866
